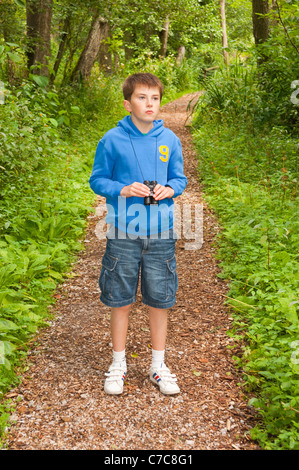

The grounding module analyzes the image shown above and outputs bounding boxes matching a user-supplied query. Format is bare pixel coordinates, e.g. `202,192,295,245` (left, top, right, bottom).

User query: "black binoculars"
144,180,159,206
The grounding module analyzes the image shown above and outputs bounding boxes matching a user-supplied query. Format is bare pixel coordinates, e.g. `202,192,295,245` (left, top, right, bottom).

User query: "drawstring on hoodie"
128,132,158,183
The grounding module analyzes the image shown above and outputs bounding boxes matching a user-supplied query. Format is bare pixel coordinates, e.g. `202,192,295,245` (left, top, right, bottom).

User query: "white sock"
112,349,126,370
151,349,165,369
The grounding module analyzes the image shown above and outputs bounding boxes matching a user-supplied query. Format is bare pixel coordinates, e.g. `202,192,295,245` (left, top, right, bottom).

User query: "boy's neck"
130,115,154,134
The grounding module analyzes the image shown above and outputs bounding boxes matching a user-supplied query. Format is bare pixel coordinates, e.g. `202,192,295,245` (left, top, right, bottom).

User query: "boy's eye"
137,96,159,100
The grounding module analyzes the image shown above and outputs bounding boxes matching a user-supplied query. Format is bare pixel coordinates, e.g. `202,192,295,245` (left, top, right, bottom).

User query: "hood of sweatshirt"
117,114,165,138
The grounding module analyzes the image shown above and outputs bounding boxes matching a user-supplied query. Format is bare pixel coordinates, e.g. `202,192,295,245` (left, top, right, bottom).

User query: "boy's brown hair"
122,73,164,101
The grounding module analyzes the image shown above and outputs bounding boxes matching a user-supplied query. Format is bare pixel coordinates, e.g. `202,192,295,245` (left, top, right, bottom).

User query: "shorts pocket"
99,253,118,299
166,254,178,300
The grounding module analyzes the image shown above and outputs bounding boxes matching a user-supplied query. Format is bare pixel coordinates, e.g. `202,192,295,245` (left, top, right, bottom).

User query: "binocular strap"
128,132,158,183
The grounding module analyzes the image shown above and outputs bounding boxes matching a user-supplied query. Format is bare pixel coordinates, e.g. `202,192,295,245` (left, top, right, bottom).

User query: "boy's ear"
123,100,132,113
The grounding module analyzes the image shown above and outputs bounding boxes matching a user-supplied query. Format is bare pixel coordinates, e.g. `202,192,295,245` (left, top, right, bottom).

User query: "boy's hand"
120,182,151,198
153,184,174,200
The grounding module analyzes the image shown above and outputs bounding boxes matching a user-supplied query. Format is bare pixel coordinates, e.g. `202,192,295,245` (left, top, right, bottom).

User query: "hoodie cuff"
116,183,127,197
165,184,174,196
166,183,180,198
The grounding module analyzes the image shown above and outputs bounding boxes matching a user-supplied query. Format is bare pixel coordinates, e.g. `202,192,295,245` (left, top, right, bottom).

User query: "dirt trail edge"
5,93,260,450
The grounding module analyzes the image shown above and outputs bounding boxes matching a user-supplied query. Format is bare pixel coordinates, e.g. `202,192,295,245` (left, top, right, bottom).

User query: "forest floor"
4,93,261,450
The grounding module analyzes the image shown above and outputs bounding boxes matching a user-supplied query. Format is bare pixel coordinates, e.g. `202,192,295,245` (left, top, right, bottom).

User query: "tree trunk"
252,0,270,45
219,0,229,66
159,17,170,58
97,22,113,74
176,46,185,66
252,0,270,65
2,25,15,84
50,14,71,83
26,0,53,76
70,13,108,82
123,30,135,62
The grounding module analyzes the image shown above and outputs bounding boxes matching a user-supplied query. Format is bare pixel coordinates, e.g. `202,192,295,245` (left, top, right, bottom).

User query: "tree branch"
275,0,299,55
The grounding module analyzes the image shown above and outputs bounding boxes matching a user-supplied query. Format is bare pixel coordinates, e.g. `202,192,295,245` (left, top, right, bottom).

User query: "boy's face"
124,85,161,132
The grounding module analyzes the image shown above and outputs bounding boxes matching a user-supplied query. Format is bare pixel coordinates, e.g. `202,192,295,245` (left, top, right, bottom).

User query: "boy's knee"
112,304,132,313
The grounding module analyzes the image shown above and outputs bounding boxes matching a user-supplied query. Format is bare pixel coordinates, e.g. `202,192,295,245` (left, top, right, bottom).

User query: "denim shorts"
99,227,178,309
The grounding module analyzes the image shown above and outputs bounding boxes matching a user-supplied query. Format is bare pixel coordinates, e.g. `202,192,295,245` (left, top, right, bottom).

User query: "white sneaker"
104,363,127,395
150,363,180,395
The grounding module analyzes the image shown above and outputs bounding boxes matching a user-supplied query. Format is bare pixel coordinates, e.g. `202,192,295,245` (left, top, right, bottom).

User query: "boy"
89,73,187,395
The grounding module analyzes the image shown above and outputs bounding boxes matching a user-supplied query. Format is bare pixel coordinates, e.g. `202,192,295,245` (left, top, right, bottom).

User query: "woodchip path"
4,94,261,450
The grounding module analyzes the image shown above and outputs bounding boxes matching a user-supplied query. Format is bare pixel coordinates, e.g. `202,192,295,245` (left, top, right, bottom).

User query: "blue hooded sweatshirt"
89,115,187,236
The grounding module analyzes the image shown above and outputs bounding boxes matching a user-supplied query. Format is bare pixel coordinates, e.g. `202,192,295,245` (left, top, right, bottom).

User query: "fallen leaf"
18,405,27,413
193,371,201,377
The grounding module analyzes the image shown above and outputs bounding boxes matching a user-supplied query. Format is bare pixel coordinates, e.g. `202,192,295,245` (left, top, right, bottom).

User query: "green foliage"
191,11,299,445
0,68,128,438
193,59,299,135
194,61,261,124
193,0,299,135
192,97,299,449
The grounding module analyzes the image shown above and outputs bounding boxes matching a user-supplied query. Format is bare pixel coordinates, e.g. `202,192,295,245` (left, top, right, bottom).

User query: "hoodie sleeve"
89,139,126,198
166,137,187,198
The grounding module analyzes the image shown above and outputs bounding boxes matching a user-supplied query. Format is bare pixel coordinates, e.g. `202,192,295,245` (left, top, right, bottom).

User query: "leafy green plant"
192,113,299,449
193,61,270,131
0,74,124,439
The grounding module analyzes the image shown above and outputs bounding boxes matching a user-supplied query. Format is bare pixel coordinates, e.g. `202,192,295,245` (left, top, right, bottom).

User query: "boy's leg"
104,304,131,395
149,306,167,351
148,306,180,395
100,233,141,395
140,234,180,395
111,304,131,351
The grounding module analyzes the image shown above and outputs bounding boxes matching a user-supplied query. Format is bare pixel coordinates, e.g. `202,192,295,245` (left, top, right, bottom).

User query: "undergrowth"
192,111,299,449
0,70,127,441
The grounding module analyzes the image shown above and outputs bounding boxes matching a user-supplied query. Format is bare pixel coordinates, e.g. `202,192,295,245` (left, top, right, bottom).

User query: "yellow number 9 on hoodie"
159,145,169,162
